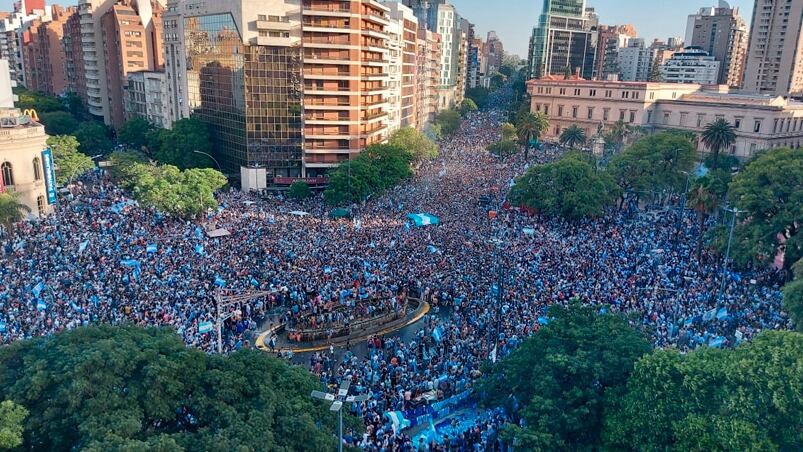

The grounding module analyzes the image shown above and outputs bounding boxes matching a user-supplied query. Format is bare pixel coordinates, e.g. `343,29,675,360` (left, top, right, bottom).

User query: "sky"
454,0,755,58
0,0,755,57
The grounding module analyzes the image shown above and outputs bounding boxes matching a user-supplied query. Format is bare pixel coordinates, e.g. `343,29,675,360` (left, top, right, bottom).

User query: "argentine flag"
146,244,158,253
78,240,89,253
36,300,47,311
198,321,214,334
406,213,439,227
32,282,45,298
716,307,728,321
214,276,227,288
384,411,411,433
194,244,205,256
0,321,6,332
431,326,443,343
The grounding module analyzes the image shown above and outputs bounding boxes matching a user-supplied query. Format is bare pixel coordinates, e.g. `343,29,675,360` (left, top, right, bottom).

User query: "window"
572,106,578,118
603,108,610,121
589,89,596,96
754,120,762,133
622,91,629,99
734,117,742,130
543,105,549,115
258,14,267,21
649,92,655,100
587,107,594,120
680,112,688,126
1,162,12,186
605,90,612,98
37,195,46,217
629,111,636,123
619,110,626,121
558,105,564,117
697,114,705,127
32,157,41,181
559,88,566,95
663,112,670,125
574,88,581,96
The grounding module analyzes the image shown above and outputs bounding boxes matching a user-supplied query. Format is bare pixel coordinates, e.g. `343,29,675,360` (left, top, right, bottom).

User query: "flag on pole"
0,321,6,332
198,321,214,334
36,300,47,311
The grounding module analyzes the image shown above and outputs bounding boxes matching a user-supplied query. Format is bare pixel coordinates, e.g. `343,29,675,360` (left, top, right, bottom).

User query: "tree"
487,140,518,158
478,304,651,451
324,158,380,206
118,117,156,152
288,181,312,200
38,111,79,136
155,118,215,169
609,132,697,200
63,92,88,121
465,87,491,108
0,192,31,237
459,98,478,116
74,121,112,156
563,65,573,79
725,147,803,268
501,122,517,141
701,118,737,170
604,119,641,151
363,144,413,191
687,182,719,262
107,150,149,187
47,135,96,185
387,127,439,163
0,325,353,451
559,124,586,149
0,400,27,449
130,164,227,218
516,112,549,160
13,87,64,113
434,109,461,136
784,279,803,332
605,331,803,451
648,58,663,82
509,153,621,220
704,153,740,172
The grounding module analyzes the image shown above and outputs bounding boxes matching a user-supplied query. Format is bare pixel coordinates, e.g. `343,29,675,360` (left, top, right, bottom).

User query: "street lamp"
192,150,222,170
311,380,369,452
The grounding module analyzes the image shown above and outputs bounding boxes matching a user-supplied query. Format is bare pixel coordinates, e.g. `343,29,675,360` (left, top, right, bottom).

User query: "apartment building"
593,24,636,80
0,3,50,87
20,5,72,96
685,5,748,88
125,70,170,128
617,38,651,82
527,77,803,159
63,8,86,102
385,2,418,132
743,0,803,97
415,27,440,127
661,46,720,85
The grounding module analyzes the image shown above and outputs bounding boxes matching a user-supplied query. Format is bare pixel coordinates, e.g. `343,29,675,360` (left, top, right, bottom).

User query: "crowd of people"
0,86,791,450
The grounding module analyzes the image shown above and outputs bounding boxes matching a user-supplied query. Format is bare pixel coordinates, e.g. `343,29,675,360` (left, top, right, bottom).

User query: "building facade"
0,108,55,218
593,24,635,80
743,0,803,97
685,5,748,88
527,77,803,159
385,2,418,132
661,46,720,85
617,38,651,81
0,3,50,87
125,70,170,128
20,5,72,96
528,0,596,79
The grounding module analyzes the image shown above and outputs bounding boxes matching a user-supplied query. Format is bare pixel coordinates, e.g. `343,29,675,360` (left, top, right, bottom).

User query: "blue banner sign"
41,148,57,204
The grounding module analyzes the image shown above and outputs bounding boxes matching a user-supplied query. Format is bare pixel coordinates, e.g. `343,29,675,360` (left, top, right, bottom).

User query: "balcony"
302,3,352,18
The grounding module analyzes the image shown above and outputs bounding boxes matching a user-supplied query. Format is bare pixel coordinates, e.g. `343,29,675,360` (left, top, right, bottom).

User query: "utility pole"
311,380,369,452
717,206,744,303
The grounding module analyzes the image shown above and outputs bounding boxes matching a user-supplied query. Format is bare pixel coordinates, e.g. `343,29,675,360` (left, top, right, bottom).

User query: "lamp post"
311,380,369,452
717,206,744,303
192,150,222,171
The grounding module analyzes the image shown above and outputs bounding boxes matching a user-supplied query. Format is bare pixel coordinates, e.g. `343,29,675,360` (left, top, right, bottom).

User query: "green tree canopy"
465,87,491,108
478,304,651,451
516,112,549,153
784,279,803,332
288,180,311,200
39,111,79,136
559,124,587,149
0,325,353,451
155,118,215,169
501,122,517,141
129,163,227,218
510,153,621,220
725,147,803,268
434,109,462,136
0,400,27,450
107,150,149,187
459,98,478,116
47,135,96,185
604,331,803,451
118,117,157,152
701,118,737,170
608,131,697,197
323,144,413,205
0,192,31,236
74,121,113,156
387,127,439,163
487,140,518,158
13,87,64,112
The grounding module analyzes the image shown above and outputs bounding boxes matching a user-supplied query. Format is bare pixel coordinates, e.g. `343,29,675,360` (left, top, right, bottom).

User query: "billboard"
41,148,57,204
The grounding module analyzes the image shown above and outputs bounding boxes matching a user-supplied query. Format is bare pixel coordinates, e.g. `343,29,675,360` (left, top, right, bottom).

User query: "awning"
206,228,231,238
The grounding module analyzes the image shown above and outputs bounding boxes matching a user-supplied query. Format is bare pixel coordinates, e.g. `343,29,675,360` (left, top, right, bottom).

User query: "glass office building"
528,0,596,79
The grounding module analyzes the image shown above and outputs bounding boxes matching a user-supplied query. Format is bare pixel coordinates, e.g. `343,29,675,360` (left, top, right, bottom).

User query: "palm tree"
517,112,549,161
0,192,31,238
686,183,718,262
560,125,586,150
700,118,736,170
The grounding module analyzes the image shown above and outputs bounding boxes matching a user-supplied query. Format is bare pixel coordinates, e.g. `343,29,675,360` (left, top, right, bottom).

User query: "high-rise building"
20,5,73,96
484,30,503,74
385,2,419,132
661,46,720,85
617,38,652,82
528,0,597,79
416,27,440,126
0,3,50,87
77,0,165,125
685,5,748,88
63,8,86,102
125,70,170,128
593,24,636,80
743,0,803,97
101,0,165,129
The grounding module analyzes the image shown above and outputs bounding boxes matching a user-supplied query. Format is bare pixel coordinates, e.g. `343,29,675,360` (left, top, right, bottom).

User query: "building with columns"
528,77,803,159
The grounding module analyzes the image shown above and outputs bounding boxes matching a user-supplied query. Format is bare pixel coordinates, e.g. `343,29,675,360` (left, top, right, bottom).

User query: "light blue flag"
194,226,204,239
32,282,45,298
250,277,259,287
214,276,226,288
431,327,443,343
384,411,411,433
194,244,205,255
120,259,140,268
538,316,550,325
406,213,439,227
708,336,726,348
146,244,158,253
70,301,83,313
198,321,214,334
716,307,728,321
36,299,47,311
427,245,439,254
78,240,89,253
0,321,6,332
